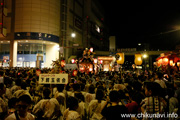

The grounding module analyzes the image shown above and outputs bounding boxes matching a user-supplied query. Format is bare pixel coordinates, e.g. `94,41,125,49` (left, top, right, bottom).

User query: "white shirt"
155,79,167,88
5,112,35,120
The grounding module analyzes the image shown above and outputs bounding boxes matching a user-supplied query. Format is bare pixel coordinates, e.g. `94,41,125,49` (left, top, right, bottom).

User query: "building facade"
0,0,108,68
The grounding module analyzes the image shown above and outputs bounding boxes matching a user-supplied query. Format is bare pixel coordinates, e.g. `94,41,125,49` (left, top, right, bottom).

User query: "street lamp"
60,32,77,63
143,54,148,59
71,33,76,38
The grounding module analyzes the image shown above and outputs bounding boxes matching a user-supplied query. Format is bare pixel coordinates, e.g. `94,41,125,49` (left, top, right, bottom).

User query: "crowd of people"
0,67,179,120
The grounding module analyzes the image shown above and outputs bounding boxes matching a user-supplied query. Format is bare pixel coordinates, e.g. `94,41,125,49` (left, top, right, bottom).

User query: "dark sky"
100,1,180,49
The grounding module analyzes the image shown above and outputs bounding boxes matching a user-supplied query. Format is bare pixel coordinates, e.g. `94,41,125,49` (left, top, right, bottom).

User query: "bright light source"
90,47,93,52
138,43,141,46
94,58,97,63
137,57,141,61
71,33,76,38
54,44,60,51
143,54,148,58
71,59,75,63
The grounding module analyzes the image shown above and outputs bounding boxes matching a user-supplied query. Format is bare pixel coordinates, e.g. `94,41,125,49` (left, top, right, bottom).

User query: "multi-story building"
61,0,108,61
0,0,108,68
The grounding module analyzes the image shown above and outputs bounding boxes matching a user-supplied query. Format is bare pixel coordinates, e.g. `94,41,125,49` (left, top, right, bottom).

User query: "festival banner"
39,74,68,84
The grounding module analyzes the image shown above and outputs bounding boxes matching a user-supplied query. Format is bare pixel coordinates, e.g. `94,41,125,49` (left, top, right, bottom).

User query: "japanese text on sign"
39,74,68,84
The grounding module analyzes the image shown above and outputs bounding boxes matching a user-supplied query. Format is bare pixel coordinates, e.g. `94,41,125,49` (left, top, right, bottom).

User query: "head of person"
0,83,5,96
21,81,27,90
95,76,100,81
156,72,163,80
43,88,51,99
96,89,104,102
16,95,32,117
73,83,81,92
67,96,79,111
56,84,65,92
88,84,95,94
144,82,162,97
109,90,121,103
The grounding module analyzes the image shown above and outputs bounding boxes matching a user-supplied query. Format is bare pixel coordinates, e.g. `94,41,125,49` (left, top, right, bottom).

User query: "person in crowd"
75,93,87,120
5,94,35,120
85,79,93,92
125,92,139,114
32,88,51,119
54,84,66,118
4,77,13,99
107,81,114,95
154,72,167,88
167,88,179,114
174,80,180,103
7,97,17,115
11,78,21,95
0,83,8,119
101,90,129,120
33,88,62,120
88,89,106,120
141,82,167,118
85,84,96,105
13,81,32,99
63,96,81,120
131,81,145,107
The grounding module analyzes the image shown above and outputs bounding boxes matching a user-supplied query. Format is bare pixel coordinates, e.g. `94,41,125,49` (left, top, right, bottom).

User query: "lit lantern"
162,58,168,66
134,54,142,66
90,47,93,52
100,60,103,64
177,61,180,67
72,70,78,76
71,59,75,63
116,53,124,64
169,60,174,66
60,60,66,68
157,59,162,67
94,58,97,64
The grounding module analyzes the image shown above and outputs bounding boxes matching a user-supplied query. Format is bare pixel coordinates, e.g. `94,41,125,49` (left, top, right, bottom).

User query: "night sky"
100,1,180,50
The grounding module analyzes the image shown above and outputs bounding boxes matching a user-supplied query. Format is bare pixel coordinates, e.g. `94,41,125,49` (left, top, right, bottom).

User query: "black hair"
109,90,121,102
73,83,81,91
56,84,64,92
21,81,27,90
15,78,22,86
0,83,4,90
89,84,95,94
43,88,51,99
96,89,104,103
67,96,79,110
8,97,17,108
156,72,163,79
132,81,142,91
74,93,85,102
118,90,127,99
144,82,162,96
17,94,32,105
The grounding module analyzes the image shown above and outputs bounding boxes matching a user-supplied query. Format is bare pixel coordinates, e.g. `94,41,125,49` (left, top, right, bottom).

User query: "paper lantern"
60,60,66,68
72,70,78,76
162,58,168,66
177,62,180,67
116,53,124,64
157,59,162,67
169,60,173,66
134,54,142,65
71,59,75,63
